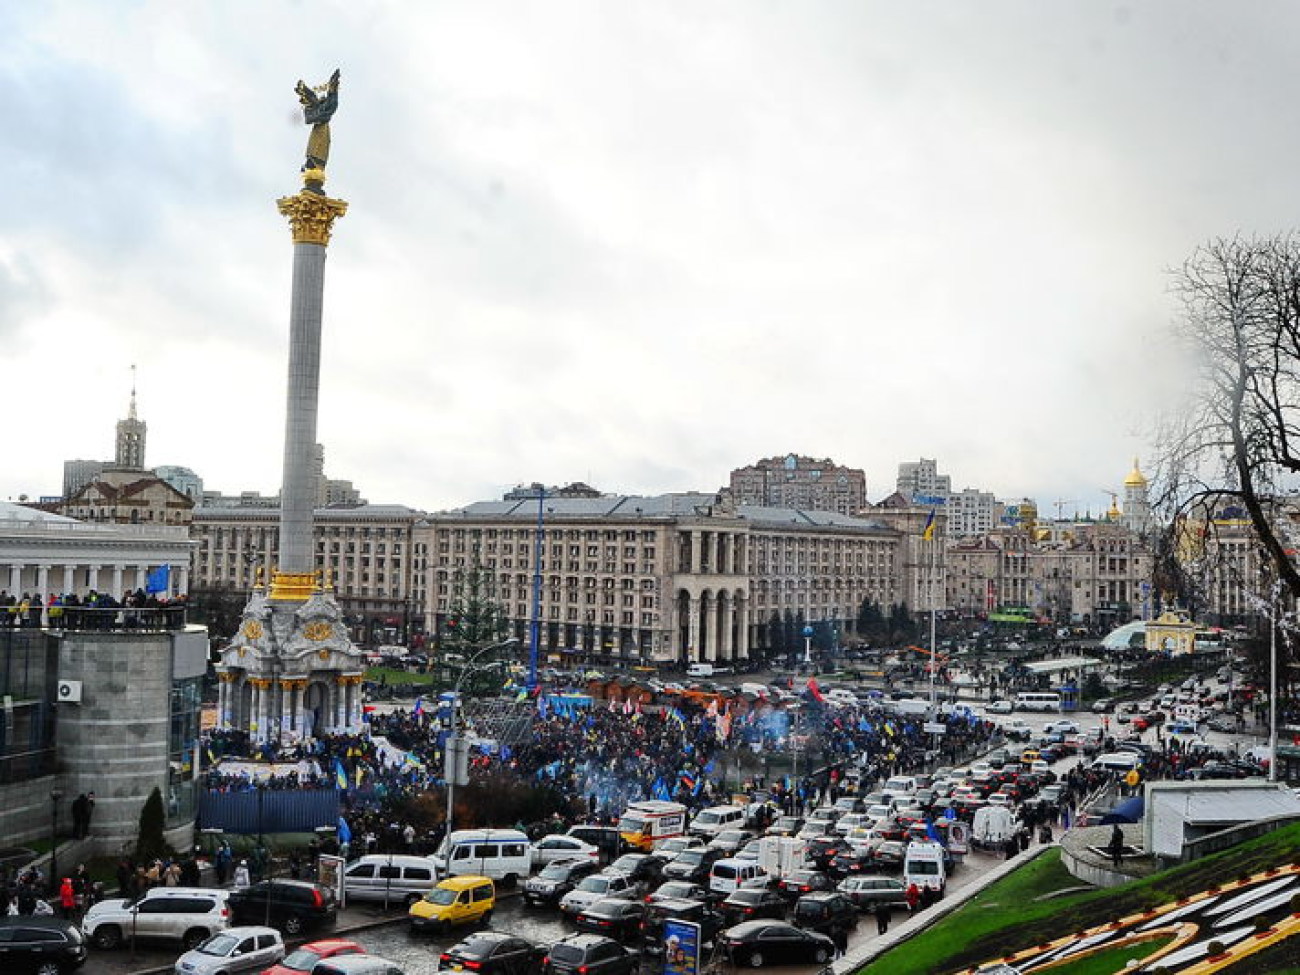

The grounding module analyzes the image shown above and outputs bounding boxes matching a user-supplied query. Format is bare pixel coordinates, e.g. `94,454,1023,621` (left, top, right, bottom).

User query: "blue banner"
663,919,701,975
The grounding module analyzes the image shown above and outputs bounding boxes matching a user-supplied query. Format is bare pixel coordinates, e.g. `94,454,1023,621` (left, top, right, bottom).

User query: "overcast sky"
2,2,1292,516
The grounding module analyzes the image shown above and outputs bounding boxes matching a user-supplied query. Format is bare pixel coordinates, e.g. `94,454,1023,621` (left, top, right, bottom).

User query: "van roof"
436,875,494,891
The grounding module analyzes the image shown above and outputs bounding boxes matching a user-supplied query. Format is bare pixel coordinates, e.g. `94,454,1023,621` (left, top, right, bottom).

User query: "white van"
432,828,530,887
690,804,746,839
344,854,438,906
687,662,715,678
903,840,947,894
708,858,769,895
825,688,858,708
1092,752,1142,774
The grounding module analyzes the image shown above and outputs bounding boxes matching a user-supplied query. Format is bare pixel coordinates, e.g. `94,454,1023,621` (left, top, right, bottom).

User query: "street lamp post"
49,789,62,895
442,637,520,873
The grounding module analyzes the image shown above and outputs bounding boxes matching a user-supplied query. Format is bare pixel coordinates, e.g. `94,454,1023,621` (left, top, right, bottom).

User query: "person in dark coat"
1108,824,1125,868
874,899,891,935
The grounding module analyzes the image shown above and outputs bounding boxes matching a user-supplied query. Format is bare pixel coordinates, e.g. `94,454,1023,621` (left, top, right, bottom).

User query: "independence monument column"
275,69,348,595
216,70,364,743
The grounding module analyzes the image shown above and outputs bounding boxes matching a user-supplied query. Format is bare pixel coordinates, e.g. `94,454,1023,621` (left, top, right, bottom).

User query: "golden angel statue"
296,69,341,175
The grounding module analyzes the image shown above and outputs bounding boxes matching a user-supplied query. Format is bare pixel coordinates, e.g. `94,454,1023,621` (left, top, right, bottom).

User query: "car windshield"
281,948,342,971
619,815,647,833
198,933,239,956
423,888,458,905
539,863,573,880
676,851,705,865
576,877,607,892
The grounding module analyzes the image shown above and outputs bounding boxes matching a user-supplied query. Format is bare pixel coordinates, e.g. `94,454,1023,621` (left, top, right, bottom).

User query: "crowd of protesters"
0,588,188,630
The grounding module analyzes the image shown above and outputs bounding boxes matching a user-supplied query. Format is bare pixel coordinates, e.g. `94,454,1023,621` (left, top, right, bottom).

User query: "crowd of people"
0,588,189,630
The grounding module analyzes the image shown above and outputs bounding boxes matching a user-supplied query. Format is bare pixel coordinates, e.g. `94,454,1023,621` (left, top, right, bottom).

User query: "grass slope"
862,822,1300,975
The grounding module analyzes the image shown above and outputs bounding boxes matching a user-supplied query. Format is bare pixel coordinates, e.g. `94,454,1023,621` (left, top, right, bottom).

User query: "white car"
654,836,706,859
557,872,638,917
173,926,283,975
85,887,231,951
530,835,600,867
988,700,1014,714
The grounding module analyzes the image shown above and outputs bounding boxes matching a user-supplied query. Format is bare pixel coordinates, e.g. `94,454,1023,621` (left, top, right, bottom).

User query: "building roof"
440,493,893,532
1151,782,1300,823
0,501,79,524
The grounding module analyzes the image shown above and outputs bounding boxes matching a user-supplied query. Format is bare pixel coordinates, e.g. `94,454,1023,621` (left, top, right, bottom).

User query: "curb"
827,843,1055,973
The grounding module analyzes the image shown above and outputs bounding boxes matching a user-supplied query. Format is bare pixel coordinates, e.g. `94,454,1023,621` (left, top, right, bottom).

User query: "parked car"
706,829,753,856
558,872,638,918
641,897,726,960
0,915,88,972
606,853,669,888
437,932,545,975
645,880,710,906
408,876,495,934
660,848,724,884
540,933,639,974
261,939,364,975
311,957,405,975
530,836,600,868
775,869,835,900
837,875,910,911
173,926,284,975
227,880,336,937
84,887,231,951
792,892,859,937
574,897,649,943
524,858,601,908
721,920,835,968
719,887,788,926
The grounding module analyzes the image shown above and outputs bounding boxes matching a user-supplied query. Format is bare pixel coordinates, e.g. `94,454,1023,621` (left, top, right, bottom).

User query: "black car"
227,880,337,936
721,920,835,968
805,836,849,871
645,880,710,906
828,847,877,879
719,887,787,926
775,869,835,900
661,848,724,883
607,853,669,889
640,897,726,959
438,932,545,975
541,933,638,974
573,898,649,943
792,892,859,936
525,858,601,907
0,916,88,973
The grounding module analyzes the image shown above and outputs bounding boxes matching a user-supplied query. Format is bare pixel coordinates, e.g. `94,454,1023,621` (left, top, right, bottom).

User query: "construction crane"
1053,499,1079,520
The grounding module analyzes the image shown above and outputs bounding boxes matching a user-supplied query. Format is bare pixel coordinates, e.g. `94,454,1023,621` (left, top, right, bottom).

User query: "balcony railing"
2,606,190,633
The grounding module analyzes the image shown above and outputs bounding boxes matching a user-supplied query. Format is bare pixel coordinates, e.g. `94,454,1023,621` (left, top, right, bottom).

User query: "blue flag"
337,816,352,844
146,565,171,594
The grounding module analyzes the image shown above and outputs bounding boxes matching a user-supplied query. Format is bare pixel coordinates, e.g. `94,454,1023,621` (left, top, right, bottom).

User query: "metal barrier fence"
197,788,342,835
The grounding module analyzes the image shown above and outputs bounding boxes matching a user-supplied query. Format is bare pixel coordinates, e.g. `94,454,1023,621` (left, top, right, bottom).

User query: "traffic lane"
346,866,1015,975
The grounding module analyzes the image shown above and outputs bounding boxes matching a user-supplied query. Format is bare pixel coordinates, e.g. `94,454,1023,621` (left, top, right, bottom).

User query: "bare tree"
1157,235,1300,604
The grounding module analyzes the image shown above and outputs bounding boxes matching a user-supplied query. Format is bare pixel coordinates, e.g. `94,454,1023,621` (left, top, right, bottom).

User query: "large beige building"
423,491,905,666
188,503,426,645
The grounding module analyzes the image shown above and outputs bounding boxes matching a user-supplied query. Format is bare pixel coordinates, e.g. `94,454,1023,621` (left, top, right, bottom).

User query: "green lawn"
1045,936,1170,975
364,667,437,686
861,822,1300,975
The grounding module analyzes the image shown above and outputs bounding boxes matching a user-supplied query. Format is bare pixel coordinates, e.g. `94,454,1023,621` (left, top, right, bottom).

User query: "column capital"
276,191,348,246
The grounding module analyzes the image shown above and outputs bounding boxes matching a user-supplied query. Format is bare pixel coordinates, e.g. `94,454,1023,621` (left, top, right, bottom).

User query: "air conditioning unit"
56,680,83,704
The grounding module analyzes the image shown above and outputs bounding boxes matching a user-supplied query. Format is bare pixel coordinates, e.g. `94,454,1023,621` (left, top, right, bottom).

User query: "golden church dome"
1124,457,1147,488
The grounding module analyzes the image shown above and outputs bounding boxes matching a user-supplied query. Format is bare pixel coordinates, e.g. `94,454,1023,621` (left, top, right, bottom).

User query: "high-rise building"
155,465,205,502
729,454,866,515
947,488,997,538
895,458,951,503
62,459,104,499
